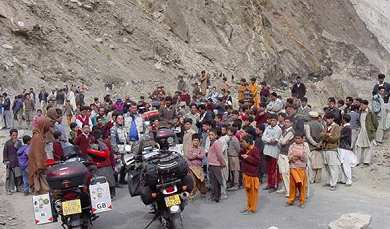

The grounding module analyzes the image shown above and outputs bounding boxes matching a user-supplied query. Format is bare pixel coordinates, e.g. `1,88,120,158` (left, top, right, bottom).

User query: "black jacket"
325,107,342,125
291,83,306,99
339,125,352,150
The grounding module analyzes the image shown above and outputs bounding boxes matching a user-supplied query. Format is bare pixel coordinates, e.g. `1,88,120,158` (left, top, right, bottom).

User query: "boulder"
328,213,372,229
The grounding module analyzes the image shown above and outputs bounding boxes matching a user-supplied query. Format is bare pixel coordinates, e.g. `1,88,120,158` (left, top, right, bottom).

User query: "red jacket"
53,141,64,161
240,145,260,177
179,93,191,105
75,133,95,156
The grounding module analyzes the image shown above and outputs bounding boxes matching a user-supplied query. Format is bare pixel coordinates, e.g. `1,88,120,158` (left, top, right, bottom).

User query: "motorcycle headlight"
167,137,174,145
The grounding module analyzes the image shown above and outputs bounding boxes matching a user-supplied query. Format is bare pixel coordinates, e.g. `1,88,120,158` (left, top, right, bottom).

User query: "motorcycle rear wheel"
66,215,92,229
165,214,183,229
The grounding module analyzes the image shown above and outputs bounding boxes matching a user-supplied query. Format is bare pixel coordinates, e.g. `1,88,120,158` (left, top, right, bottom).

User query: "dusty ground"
1,127,389,229
2,174,390,229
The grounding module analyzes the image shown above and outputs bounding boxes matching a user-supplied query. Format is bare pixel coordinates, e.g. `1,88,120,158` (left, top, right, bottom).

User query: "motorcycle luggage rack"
156,178,181,189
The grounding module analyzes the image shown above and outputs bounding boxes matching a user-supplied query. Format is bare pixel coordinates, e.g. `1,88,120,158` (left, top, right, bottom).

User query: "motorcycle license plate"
165,195,181,207
62,199,82,216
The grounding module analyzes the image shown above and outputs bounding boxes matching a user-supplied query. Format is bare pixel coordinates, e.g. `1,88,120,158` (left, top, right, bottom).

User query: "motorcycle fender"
168,205,181,214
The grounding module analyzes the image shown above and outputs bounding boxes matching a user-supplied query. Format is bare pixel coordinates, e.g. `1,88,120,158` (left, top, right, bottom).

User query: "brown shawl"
28,117,52,194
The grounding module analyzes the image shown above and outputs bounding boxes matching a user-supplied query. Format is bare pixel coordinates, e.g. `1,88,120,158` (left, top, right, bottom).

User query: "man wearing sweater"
207,129,226,203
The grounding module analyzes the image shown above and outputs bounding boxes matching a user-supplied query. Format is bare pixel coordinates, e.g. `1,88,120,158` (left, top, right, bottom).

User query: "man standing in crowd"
227,126,241,191
3,129,22,194
266,92,283,114
304,111,324,183
372,73,390,103
186,104,200,133
177,75,187,92
278,117,295,195
3,93,13,129
325,97,342,125
349,104,361,151
124,104,144,142
248,77,260,109
24,93,35,128
110,115,129,185
321,113,341,191
38,87,49,110
291,75,306,99
183,118,196,156
207,129,225,203
262,114,282,192
374,87,387,144
355,100,378,166
339,114,357,186
160,96,176,122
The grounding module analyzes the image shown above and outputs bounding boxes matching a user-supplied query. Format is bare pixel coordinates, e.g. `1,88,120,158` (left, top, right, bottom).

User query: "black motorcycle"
125,129,193,229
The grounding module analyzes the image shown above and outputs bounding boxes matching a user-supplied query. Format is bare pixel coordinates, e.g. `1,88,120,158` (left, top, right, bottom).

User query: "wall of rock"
0,0,389,96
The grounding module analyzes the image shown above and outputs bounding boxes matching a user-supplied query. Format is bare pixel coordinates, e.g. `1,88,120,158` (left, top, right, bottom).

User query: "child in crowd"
69,122,79,144
185,134,206,198
287,133,310,208
32,109,44,129
53,131,64,161
17,135,31,195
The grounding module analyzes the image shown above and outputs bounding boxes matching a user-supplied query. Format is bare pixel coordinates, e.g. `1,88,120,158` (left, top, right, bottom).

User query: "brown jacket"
24,98,35,112
320,122,341,150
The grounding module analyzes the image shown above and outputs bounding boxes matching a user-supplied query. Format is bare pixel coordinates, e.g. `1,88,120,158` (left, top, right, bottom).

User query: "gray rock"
328,213,371,229
95,38,103,43
82,4,93,10
1,44,13,49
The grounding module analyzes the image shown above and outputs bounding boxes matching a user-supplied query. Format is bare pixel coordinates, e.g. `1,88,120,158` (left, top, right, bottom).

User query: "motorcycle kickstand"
143,214,158,229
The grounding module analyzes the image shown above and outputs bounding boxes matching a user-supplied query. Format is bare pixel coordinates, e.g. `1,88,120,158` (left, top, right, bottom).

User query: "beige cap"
309,111,320,118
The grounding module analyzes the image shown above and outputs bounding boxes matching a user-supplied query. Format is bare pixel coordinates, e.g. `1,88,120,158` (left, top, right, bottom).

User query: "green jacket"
366,110,378,141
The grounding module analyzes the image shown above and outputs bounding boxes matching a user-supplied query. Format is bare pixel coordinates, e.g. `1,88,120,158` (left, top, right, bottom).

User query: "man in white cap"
304,111,324,183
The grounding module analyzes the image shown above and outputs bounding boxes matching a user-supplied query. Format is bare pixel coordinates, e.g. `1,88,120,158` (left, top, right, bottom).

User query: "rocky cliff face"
352,0,390,54
0,0,389,96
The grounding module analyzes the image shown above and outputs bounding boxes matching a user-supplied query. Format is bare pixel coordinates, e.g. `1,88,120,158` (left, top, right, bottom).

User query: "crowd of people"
2,72,388,215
